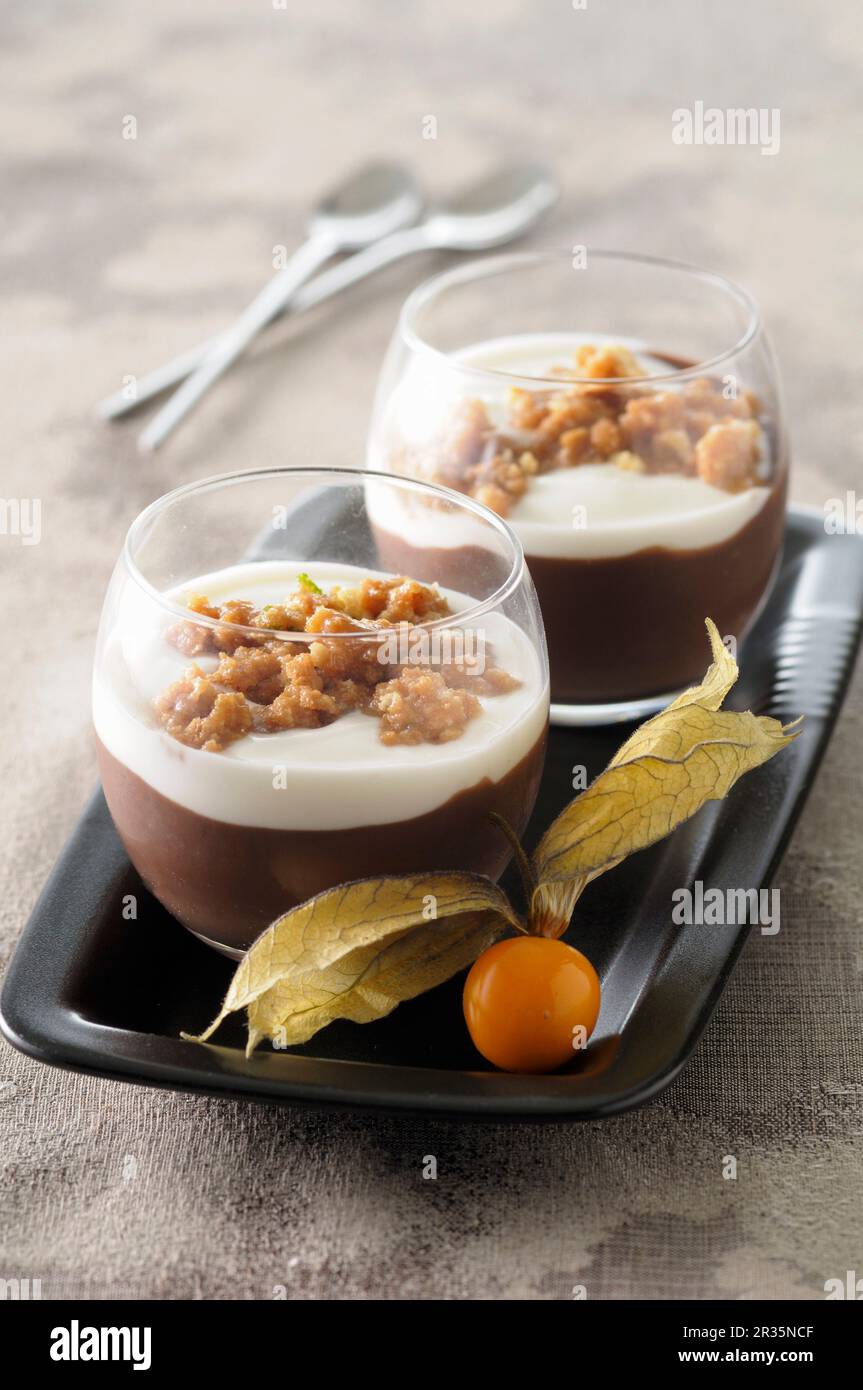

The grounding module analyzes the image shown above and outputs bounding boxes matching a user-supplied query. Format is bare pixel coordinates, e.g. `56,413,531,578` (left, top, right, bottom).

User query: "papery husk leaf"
529,879,587,939
532,620,802,896
184,872,520,1054
247,908,504,1053
647,617,737,719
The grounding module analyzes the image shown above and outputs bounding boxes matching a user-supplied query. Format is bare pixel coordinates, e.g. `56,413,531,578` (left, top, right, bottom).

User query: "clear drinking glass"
93,466,549,956
368,250,789,723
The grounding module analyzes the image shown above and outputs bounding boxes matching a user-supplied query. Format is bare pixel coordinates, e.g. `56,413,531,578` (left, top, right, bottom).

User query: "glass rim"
122,465,527,642
399,248,762,386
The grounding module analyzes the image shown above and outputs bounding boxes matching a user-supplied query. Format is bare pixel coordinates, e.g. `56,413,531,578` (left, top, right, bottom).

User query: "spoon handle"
288,224,430,311
96,336,223,420
97,226,429,425
138,233,336,451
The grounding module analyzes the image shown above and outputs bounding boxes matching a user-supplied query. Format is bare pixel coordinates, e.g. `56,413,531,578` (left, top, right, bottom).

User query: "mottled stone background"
1,0,861,1300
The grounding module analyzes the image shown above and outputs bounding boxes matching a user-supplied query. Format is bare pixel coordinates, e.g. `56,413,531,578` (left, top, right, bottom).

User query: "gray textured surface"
1,0,862,1300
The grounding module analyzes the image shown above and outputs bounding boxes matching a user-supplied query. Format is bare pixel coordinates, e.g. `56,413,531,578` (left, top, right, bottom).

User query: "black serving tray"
2,506,862,1119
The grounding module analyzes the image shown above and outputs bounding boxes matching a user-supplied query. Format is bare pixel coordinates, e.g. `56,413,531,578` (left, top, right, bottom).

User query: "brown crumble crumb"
694,419,762,493
372,667,481,745
154,673,253,753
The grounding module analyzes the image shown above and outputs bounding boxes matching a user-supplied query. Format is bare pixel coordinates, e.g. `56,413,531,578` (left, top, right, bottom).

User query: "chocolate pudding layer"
527,475,786,701
97,731,546,954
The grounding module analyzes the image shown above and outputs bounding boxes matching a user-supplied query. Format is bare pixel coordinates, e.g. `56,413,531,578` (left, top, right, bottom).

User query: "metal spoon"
137,162,558,451
96,161,422,423
288,161,559,309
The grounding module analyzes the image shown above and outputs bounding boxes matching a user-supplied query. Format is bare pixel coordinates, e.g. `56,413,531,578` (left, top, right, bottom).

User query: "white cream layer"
93,560,548,831
373,332,769,560
505,464,768,559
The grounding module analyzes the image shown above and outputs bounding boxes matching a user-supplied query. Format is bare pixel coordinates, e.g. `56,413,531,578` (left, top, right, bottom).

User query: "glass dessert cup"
93,467,549,958
368,250,789,724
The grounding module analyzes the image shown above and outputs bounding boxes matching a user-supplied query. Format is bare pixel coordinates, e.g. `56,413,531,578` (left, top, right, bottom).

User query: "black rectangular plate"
3,507,862,1119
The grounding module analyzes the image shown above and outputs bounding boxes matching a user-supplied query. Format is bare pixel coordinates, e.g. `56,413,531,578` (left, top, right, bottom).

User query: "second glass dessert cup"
368,250,789,723
93,467,549,957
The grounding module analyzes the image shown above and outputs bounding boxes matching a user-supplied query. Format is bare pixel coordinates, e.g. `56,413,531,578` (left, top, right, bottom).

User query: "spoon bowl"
424,163,558,251
312,161,424,250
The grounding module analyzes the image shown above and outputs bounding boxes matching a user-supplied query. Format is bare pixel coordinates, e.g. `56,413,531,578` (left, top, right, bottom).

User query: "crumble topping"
372,667,481,746
155,574,518,753
392,344,768,517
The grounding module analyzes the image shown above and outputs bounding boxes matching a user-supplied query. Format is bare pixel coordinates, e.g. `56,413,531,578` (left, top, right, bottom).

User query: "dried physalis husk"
185,619,801,1052
184,873,521,1056
528,620,802,937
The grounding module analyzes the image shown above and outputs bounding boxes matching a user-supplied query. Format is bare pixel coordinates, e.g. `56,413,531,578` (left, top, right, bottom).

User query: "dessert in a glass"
368,250,788,720
93,468,549,956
